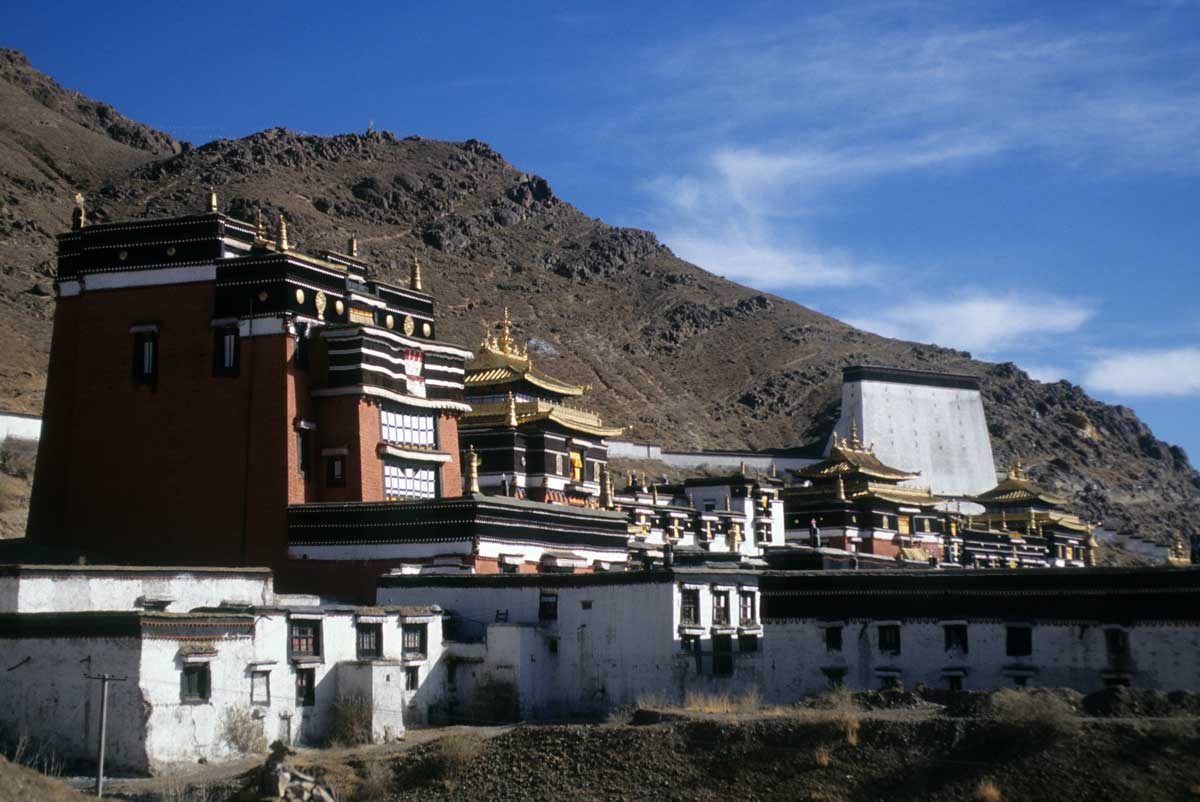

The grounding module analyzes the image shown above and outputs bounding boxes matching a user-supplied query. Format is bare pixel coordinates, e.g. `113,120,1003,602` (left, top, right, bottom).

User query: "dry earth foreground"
0,49,1197,547
8,688,1197,802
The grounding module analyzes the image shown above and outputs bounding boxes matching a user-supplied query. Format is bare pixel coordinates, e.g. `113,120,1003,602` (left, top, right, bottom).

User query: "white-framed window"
384,461,437,501
380,407,436,449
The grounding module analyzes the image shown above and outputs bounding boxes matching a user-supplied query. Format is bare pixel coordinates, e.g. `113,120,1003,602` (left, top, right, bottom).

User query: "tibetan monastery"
784,424,945,560
956,457,1096,568
457,308,624,506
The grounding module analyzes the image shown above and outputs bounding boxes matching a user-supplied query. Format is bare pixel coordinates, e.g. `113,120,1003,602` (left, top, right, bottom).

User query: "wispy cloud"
1083,347,1200,397
844,293,1094,354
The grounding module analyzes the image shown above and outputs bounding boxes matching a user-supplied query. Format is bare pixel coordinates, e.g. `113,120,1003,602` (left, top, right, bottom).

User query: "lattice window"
383,462,437,501
380,407,436,449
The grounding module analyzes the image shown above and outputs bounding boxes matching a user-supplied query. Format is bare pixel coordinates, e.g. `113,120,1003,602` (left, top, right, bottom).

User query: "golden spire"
600,467,614,509
770,462,777,479
72,192,86,230
1009,455,1026,480
652,486,659,504
499,307,516,354
506,391,518,428
277,214,289,251
835,474,846,501
1000,509,1008,531
849,416,863,449
465,445,481,494
207,188,218,213
739,460,748,476
410,255,422,291
255,208,265,240
349,236,358,257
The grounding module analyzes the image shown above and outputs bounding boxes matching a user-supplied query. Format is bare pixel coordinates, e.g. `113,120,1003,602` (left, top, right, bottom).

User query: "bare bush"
220,706,267,755
353,760,394,801
975,779,1003,802
989,689,1079,738
813,745,832,767
423,733,484,788
331,694,374,746
4,731,65,777
683,689,763,714
812,687,862,746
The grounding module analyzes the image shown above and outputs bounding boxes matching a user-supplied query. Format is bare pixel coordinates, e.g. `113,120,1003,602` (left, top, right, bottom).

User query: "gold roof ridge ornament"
71,191,86,230
255,209,266,241
465,445,481,494
1008,455,1027,480
207,188,218,213
410,255,422,291
277,214,289,252
349,237,358,257
505,391,518,428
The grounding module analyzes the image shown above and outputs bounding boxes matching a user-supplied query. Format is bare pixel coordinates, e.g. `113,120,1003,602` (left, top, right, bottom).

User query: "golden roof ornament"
1009,455,1026,480
651,486,659,504
849,416,864,449
255,209,265,240
739,460,748,476
207,189,218,213
724,495,731,512
505,391,518,428
835,474,846,501
465,445,481,494
72,192,86,230
600,467,614,509
349,237,358,257
410,255,422,291
499,307,516,354
277,214,289,252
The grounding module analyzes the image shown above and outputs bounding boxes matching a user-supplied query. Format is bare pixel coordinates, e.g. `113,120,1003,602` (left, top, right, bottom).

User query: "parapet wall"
829,367,997,497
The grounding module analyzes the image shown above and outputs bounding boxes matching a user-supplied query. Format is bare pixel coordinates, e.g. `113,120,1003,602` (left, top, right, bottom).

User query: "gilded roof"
793,428,920,483
974,458,1068,508
462,398,625,438
465,308,585,397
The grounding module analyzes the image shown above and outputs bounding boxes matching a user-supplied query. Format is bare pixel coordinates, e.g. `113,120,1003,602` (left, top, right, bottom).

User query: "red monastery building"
27,196,629,598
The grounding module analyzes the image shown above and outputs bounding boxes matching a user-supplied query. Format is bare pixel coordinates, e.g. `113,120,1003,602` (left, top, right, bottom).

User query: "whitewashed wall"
0,636,146,772
761,618,1200,698
2,570,274,614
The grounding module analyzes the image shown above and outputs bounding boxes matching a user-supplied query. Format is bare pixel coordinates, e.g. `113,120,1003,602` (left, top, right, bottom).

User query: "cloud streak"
844,293,1095,354
1083,348,1200,397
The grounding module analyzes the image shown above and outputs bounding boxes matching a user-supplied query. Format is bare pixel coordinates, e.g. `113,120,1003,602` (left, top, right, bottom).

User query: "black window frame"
293,322,310,370
297,429,311,479
712,590,730,627
289,619,322,659
1006,625,1033,658
738,591,756,625
212,325,240,377
356,622,383,660
181,663,210,702
132,329,158,385
712,634,734,676
401,623,428,657
944,624,969,654
295,667,316,706
404,665,420,691
878,624,902,656
680,588,700,625
538,592,559,622
326,454,346,488
825,626,843,653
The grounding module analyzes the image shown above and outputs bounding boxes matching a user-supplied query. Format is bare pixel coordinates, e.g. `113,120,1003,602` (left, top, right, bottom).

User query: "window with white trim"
380,407,436,449
383,461,437,500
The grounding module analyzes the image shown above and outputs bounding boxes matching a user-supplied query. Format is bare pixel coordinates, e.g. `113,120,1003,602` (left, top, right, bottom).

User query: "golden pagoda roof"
974,457,1068,508
794,422,920,483
465,308,586,397
462,397,625,438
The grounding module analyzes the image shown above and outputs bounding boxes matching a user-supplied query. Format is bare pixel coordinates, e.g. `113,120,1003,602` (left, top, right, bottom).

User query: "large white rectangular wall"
830,372,997,497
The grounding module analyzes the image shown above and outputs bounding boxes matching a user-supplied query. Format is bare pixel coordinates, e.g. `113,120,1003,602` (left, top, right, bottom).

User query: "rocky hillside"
0,49,1196,543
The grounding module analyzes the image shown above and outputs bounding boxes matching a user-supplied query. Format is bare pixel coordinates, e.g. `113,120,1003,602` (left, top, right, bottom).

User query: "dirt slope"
0,49,1195,543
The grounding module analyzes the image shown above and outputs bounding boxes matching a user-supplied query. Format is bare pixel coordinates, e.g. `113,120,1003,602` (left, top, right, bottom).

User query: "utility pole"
84,672,127,797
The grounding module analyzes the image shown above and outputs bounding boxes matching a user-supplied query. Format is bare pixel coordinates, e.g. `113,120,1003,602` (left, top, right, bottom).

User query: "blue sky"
8,0,1200,460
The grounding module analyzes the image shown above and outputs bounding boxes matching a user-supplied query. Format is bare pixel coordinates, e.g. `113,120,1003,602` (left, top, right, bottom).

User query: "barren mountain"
0,49,1195,544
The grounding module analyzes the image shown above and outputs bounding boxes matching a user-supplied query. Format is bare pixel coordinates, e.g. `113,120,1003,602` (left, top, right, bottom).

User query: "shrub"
423,733,484,788
975,779,1002,802
331,694,374,746
353,760,394,802
4,731,65,777
813,687,862,746
988,689,1079,739
813,745,832,767
220,706,267,755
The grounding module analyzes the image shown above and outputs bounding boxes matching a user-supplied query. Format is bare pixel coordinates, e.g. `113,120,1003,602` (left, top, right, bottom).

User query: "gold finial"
739,460,748,476
506,391,518,428
349,236,358,257
71,192,86,230
410,255,422,291
277,214,289,251
849,416,862,449
207,188,218,213
724,495,731,512
835,475,845,501
1000,509,1008,531
600,467,614,509
465,445,481,494
651,486,659,504
255,209,265,240
770,462,777,478
499,307,516,354
1009,455,1026,480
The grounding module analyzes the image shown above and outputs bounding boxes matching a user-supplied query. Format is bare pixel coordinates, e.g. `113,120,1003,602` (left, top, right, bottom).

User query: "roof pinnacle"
410,255,422,291
277,214,289,251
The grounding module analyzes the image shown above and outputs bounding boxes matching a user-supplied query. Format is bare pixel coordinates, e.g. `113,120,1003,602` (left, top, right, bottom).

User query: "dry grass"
813,745,832,767
683,689,765,714
811,687,863,746
421,733,485,789
3,732,64,778
975,779,1003,802
353,760,394,802
989,689,1079,739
